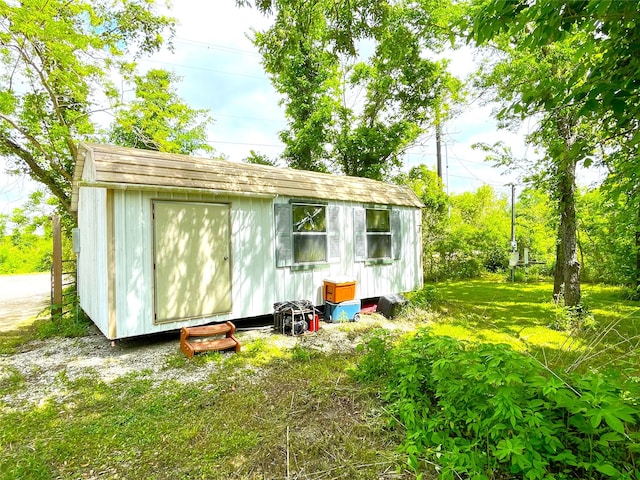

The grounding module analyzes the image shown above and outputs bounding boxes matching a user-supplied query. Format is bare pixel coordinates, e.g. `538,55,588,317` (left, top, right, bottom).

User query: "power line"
206,139,284,148
213,112,285,124
174,37,261,57
138,58,267,81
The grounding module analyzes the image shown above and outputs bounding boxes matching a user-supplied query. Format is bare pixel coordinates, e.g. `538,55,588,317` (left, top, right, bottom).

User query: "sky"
0,1,561,216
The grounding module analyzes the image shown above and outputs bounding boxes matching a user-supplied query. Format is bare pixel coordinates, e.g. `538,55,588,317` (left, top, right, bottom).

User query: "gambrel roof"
71,143,423,212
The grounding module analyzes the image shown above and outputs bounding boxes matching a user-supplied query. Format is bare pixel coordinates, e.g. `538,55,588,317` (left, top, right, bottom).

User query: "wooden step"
180,322,241,358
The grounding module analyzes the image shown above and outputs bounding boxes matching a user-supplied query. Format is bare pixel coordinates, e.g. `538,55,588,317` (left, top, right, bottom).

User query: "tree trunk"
636,202,640,289
559,159,581,307
553,223,564,302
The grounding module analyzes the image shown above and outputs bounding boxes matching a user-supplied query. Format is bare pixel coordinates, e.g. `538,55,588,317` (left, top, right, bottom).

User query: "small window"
292,204,327,264
366,209,391,259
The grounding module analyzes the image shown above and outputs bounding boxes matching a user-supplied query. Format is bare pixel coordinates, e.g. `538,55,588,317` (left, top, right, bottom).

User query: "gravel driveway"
0,272,51,332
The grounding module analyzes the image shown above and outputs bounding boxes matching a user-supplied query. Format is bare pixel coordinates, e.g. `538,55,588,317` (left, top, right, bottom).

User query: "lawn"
429,277,640,376
1,277,638,479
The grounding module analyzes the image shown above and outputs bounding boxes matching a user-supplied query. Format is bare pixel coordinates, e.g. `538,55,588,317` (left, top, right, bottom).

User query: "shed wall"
101,189,421,339
77,187,109,335
273,199,422,305
112,190,275,338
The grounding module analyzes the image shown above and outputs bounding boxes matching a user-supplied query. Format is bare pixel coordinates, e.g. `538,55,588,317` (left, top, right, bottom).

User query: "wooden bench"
180,321,241,358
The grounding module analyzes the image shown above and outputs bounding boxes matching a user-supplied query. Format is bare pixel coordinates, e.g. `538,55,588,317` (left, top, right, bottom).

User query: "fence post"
52,215,63,320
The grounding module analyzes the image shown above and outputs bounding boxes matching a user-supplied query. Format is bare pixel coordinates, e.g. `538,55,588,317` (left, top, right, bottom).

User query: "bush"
356,330,640,479
484,246,508,272
406,285,439,310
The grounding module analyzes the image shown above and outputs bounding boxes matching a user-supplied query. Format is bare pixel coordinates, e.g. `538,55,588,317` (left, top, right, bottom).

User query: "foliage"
577,188,638,285
243,149,278,166
468,0,640,156
515,187,557,268
395,164,450,279
357,329,640,479
248,0,461,179
0,0,175,215
107,69,213,156
35,286,92,339
435,185,510,280
549,301,596,333
0,191,54,274
468,0,640,304
405,285,440,311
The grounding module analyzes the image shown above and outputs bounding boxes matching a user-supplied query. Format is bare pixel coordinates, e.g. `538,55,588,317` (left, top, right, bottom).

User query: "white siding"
112,190,275,338
77,187,109,335
273,199,422,305
83,188,421,339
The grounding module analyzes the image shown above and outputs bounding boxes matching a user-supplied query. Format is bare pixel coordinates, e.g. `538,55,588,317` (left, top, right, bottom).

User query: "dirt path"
0,273,51,332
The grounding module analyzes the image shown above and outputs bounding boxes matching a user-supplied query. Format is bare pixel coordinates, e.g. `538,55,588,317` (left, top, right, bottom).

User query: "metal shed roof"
70,143,423,211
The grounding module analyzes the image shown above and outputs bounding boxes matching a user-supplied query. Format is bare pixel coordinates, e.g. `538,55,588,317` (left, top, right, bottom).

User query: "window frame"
365,208,392,260
291,202,328,266
354,206,401,264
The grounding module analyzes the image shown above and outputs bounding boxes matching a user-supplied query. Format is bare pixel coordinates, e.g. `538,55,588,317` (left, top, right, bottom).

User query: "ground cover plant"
356,278,640,479
0,320,421,480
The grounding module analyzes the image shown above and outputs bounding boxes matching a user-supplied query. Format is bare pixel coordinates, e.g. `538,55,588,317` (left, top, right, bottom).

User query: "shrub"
356,330,640,479
406,286,439,310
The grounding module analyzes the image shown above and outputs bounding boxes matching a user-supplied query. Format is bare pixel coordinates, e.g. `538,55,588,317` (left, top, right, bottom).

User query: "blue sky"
0,1,537,216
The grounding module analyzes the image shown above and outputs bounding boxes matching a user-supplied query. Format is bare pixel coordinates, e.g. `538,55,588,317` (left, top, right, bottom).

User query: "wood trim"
106,189,117,339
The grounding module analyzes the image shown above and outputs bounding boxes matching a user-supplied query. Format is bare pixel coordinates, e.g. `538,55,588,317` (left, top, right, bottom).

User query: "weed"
405,285,439,310
357,329,640,479
550,302,597,332
0,349,414,479
0,366,25,395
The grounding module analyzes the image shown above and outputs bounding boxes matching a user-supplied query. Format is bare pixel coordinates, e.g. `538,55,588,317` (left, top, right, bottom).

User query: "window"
292,204,327,264
354,207,401,262
274,203,340,268
366,209,391,259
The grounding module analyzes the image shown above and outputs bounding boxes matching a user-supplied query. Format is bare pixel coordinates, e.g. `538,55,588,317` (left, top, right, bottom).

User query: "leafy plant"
357,329,640,479
406,285,440,310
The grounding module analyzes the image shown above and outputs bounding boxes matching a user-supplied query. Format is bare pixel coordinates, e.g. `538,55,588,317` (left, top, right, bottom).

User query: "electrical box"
72,228,80,253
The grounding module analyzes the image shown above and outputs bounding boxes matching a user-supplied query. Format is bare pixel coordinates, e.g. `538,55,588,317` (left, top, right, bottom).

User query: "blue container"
324,299,361,322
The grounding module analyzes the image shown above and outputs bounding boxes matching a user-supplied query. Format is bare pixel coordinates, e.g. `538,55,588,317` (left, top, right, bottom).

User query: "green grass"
0,342,413,480
426,275,640,375
0,304,91,355
1,276,638,479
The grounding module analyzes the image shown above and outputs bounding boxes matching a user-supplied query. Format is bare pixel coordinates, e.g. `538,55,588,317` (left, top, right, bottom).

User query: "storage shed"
71,143,423,339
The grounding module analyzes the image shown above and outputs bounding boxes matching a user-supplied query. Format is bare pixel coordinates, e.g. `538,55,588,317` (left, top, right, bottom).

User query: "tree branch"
0,135,70,211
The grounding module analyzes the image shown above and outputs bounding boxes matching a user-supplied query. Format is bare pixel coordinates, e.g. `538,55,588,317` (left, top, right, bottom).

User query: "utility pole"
435,106,442,180
436,122,442,180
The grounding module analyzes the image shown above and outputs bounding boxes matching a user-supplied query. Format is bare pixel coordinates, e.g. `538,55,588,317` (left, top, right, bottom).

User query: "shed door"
153,201,231,323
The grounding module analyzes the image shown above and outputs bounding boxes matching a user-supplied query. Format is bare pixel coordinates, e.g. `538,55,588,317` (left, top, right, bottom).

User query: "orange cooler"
323,277,356,303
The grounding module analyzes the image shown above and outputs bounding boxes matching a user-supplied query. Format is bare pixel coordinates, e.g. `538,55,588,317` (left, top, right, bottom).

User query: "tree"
252,0,339,172
468,0,640,302
439,185,510,280
0,190,55,274
468,0,640,152
0,0,175,215
470,15,601,306
243,150,278,167
107,69,213,156
395,164,448,279
514,187,556,269
246,0,460,179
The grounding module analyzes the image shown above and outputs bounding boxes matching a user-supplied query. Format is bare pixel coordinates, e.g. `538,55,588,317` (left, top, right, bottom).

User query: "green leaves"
107,69,213,156
356,330,640,478
251,0,461,178
0,0,174,214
